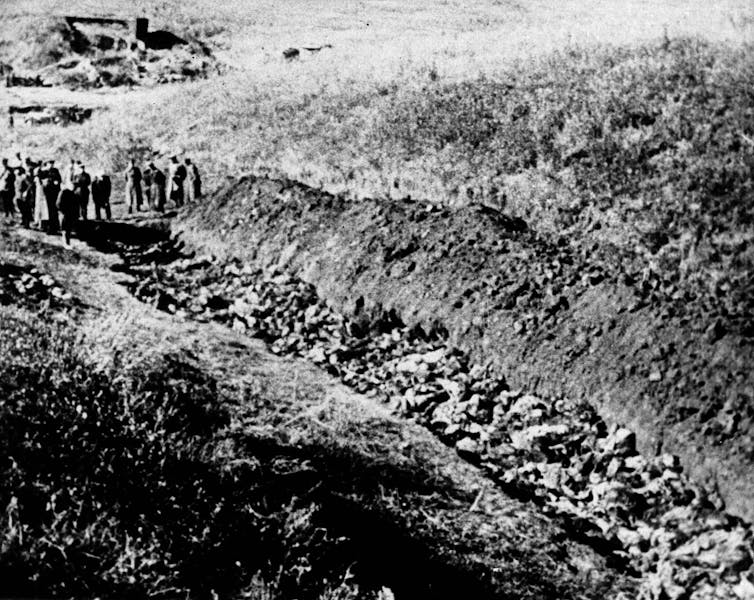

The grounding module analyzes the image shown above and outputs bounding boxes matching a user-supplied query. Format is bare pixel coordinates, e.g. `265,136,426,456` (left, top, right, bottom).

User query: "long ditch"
113,231,753,600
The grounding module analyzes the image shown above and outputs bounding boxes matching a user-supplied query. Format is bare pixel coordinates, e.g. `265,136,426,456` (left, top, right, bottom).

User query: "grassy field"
3,0,751,183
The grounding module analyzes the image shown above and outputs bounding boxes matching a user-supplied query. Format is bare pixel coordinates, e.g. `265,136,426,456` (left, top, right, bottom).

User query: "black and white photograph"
0,1,753,598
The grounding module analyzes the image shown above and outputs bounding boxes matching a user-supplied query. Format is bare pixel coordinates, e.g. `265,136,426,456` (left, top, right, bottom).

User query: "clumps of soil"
4,17,220,89
0,262,76,309
124,246,754,600
175,175,754,525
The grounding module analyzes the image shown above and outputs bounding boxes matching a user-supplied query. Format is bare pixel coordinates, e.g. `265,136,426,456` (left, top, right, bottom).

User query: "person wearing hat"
148,162,166,212
166,155,186,207
91,169,112,221
41,160,61,232
14,166,33,228
72,162,92,220
184,157,201,203
32,165,48,229
142,162,154,210
63,158,77,188
0,158,16,222
56,182,78,246
124,158,143,214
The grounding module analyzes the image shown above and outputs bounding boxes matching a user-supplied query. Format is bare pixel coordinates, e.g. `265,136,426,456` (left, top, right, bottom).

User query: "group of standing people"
124,156,202,214
1,152,202,246
1,154,112,245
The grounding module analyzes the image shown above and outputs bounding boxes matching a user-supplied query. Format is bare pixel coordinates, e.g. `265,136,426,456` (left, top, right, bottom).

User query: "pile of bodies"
0,152,202,245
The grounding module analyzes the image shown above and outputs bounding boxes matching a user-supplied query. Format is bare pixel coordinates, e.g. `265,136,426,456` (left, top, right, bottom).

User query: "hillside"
161,36,754,516
1,0,754,598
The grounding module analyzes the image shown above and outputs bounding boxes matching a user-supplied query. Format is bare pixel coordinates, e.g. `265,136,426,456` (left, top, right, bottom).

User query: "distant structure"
134,18,149,42
64,15,131,32
64,16,145,45
63,16,186,50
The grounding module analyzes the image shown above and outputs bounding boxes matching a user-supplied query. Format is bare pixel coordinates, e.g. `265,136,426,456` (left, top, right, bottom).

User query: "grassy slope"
1,0,754,593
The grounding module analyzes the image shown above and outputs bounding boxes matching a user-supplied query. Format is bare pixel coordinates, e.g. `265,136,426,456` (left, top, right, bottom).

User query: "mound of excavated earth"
175,175,754,525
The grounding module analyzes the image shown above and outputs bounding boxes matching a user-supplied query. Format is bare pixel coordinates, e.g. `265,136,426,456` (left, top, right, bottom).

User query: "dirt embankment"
0,227,630,600
175,175,754,521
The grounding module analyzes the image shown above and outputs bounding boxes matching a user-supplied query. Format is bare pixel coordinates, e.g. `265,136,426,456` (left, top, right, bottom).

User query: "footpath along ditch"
107,230,754,600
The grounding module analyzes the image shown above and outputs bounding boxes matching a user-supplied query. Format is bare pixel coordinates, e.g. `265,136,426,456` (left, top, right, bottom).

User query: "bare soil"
174,175,754,522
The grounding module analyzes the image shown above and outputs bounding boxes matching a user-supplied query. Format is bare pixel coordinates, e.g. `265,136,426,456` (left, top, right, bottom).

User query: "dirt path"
1,224,632,599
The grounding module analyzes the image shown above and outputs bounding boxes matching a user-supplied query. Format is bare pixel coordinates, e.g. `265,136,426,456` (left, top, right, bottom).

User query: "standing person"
166,156,186,208
41,160,61,233
184,157,202,203
124,158,143,214
56,184,78,246
63,158,76,188
72,163,92,220
0,159,16,222
33,166,48,229
91,170,112,221
142,163,153,210
14,166,32,228
148,162,166,212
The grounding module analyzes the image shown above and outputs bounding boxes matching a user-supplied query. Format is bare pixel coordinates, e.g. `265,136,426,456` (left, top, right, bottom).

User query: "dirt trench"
81,216,754,600
170,174,754,527
2,225,633,600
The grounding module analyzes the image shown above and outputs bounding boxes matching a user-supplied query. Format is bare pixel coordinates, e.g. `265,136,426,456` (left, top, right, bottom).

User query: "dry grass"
2,0,751,179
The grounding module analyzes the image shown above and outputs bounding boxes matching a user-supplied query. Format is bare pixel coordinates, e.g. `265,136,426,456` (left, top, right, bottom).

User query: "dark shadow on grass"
74,218,189,269
78,219,171,251
230,428,583,600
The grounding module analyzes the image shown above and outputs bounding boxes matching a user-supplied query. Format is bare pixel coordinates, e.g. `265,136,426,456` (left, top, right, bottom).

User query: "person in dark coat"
166,156,186,207
124,158,143,214
41,160,61,232
72,163,92,220
56,185,78,246
142,163,154,210
148,163,167,212
91,171,112,221
14,167,32,228
184,157,201,203
0,159,16,222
